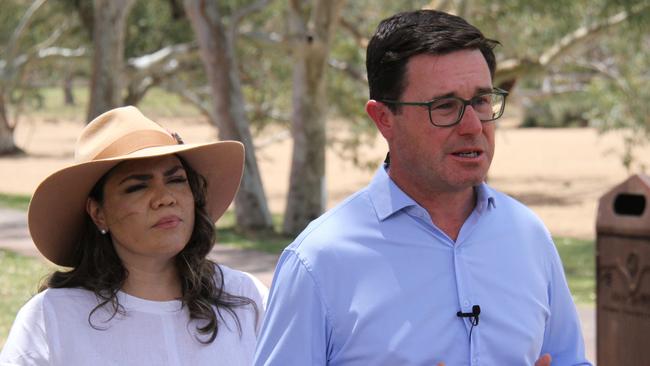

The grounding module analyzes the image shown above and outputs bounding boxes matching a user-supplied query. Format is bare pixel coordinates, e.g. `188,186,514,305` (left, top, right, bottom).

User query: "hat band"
93,130,177,160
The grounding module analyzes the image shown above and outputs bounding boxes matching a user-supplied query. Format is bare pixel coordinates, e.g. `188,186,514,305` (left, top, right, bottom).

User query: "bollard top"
597,174,650,236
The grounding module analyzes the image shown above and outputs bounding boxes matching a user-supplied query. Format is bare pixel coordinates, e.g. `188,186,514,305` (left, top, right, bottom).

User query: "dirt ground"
3,114,650,240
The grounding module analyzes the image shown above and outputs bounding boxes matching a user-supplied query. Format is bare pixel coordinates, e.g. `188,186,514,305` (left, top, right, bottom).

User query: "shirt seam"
285,248,339,359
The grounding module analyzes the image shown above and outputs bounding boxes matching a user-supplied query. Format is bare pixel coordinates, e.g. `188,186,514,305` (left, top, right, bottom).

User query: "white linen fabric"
0,265,267,366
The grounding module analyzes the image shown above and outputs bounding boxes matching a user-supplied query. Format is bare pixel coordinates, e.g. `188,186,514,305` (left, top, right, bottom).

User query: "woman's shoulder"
19,287,92,310
216,264,268,307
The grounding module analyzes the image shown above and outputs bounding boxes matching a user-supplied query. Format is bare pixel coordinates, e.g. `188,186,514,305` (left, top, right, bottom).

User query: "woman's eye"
125,184,146,193
169,176,188,184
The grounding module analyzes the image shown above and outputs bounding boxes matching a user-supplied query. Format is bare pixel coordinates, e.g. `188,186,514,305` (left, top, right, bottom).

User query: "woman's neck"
120,259,182,301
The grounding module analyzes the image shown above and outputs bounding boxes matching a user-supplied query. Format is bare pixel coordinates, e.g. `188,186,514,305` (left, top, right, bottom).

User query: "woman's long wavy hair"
40,155,257,343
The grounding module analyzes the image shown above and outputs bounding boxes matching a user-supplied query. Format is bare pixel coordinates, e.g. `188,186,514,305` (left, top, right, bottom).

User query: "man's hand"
535,353,552,366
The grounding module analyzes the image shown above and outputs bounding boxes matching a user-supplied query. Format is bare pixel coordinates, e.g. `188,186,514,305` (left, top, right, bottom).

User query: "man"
254,10,590,366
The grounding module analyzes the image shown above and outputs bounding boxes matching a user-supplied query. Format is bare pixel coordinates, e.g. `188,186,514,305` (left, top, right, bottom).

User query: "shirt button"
463,300,470,307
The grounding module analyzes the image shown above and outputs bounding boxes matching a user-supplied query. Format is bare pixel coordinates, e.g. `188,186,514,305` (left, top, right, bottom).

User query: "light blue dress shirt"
254,166,591,366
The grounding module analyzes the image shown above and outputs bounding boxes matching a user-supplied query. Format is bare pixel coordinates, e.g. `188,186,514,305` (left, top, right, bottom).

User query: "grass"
20,86,202,121
216,211,292,254
0,193,31,210
0,250,52,348
554,237,595,305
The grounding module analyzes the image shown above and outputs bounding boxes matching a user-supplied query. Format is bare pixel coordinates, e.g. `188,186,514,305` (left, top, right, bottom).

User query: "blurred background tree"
1,0,648,234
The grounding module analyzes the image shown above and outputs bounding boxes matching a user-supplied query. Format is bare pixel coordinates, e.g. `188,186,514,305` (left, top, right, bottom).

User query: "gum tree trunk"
0,96,20,155
282,0,345,235
184,0,273,231
86,0,135,121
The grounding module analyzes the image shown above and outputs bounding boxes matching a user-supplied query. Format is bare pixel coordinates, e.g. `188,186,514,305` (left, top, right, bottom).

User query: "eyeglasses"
381,88,509,127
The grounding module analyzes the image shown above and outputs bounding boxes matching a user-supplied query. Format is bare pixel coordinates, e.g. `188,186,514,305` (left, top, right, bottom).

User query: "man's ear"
365,100,395,140
86,198,107,231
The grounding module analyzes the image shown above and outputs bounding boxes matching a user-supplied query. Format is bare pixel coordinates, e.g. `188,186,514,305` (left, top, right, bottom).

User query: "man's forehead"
404,50,492,97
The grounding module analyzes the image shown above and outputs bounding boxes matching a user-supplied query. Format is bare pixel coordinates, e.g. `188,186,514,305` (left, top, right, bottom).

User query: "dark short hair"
366,10,500,110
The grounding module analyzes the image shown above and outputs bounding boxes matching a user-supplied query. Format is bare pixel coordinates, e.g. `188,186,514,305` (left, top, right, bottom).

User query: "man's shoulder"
488,186,543,219
485,185,553,240
287,187,375,253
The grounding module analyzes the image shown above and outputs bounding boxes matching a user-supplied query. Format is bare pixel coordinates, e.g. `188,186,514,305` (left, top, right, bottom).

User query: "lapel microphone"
456,305,481,326
457,305,481,342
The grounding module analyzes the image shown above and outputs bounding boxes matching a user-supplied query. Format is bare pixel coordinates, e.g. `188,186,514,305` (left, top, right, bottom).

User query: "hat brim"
28,141,244,266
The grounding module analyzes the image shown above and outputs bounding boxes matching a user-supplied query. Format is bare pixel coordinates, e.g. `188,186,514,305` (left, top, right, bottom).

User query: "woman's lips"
153,215,181,229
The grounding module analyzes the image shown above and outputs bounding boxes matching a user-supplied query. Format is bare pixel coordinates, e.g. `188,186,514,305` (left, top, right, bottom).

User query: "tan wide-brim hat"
28,106,244,266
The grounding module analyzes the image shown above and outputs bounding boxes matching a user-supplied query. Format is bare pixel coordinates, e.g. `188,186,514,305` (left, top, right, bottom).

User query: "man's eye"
472,96,491,106
432,101,457,110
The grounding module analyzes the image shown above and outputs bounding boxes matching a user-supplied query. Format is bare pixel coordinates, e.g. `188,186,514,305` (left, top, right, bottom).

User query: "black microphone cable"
456,305,481,343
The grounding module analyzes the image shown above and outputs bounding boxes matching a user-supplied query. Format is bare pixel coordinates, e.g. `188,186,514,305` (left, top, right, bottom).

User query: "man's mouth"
452,150,482,158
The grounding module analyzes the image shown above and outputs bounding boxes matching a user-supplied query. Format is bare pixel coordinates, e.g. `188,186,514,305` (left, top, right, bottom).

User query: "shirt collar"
475,182,497,213
368,164,497,221
367,165,418,221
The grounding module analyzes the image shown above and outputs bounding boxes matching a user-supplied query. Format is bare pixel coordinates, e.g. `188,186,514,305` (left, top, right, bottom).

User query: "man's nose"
456,105,483,135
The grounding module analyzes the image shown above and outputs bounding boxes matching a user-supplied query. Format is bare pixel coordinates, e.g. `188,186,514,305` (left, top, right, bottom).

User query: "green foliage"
0,250,52,348
554,237,595,304
0,193,31,210
583,27,650,172
125,0,194,58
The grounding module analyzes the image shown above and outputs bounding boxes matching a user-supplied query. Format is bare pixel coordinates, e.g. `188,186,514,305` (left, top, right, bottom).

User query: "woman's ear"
86,198,107,231
365,100,395,140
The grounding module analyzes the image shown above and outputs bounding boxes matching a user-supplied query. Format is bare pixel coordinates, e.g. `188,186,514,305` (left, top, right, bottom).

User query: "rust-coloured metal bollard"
596,174,650,365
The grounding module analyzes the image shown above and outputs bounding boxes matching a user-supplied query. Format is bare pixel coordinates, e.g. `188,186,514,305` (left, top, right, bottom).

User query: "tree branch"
538,6,644,67
328,58,366,82
5,0,48,64
339,16,368,48
231,0,274,28
164,78,215,122
495,3,649,86
228,0,274,49
127,42,198,70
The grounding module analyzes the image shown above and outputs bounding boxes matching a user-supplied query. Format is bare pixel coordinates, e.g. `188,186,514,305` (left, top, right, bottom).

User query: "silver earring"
100,229,108,235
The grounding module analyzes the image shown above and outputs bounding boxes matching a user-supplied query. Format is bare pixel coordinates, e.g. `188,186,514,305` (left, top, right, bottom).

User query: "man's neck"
388,169,477,242
421,188,476,242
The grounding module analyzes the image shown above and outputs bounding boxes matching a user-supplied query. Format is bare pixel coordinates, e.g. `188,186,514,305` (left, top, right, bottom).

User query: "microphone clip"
456,305,481,326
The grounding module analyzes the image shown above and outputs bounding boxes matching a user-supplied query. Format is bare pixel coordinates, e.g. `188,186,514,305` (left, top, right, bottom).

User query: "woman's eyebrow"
118,165,185,185
119,173,152,185
164,165,185,177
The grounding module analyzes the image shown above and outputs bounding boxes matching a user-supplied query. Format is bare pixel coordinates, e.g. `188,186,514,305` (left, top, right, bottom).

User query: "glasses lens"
472,92,505,121
429,98,463,126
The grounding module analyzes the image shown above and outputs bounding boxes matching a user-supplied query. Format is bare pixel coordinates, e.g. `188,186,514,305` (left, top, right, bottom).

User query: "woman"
0,106,267,365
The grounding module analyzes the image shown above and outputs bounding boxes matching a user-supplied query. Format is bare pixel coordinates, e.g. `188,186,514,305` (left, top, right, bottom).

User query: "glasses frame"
381,87,509,127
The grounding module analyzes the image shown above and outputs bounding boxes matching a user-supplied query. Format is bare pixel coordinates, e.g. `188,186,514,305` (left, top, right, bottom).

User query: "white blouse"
0,265,267,365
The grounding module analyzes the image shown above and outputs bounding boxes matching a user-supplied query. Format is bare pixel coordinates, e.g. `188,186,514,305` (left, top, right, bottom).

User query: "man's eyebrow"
475,86,494,95
429,86,494,100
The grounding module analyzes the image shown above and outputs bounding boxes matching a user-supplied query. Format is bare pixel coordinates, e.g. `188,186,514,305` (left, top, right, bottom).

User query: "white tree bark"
283,0,345,235
86,0,135,121
0,0,48,155
183,0,273,231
